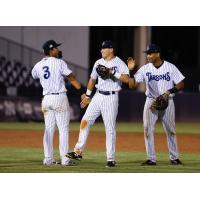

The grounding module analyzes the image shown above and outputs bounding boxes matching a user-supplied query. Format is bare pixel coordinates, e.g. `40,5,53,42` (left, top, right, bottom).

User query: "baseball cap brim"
55,43,62,47
143,44,161,54
143,50,158,53
143,50,160,54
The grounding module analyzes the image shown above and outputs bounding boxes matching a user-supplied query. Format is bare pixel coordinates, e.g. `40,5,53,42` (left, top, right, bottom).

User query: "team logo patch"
111,66,118,71
146,72,170,81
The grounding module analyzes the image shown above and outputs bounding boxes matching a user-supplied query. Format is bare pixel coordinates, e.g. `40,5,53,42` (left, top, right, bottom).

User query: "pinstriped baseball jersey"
137,60,185,163
74,56,129,162
32,57,72,95
91,56,129,91
134,61,185,98
32,56,72,165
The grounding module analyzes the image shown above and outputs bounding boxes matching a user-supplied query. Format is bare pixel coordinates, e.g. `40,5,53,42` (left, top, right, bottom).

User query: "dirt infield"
0,130,200,153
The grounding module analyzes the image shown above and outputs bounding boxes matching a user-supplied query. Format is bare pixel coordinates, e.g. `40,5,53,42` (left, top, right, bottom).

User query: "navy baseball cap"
101,40,114,49
143,44,161,54
42,40,61,51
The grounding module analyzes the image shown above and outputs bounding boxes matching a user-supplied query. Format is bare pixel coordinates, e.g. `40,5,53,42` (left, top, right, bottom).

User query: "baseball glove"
96,64,111,80
151,93,169,111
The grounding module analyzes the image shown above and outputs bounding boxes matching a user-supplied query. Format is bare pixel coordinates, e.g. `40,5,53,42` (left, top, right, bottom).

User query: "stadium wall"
0,92,199,122
0,26,89,68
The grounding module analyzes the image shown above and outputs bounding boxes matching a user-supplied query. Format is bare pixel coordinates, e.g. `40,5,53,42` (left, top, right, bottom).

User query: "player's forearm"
175,81,184,90
71,79,82,89
128,78,138,89
112,72,137,89
87,78,96,90
85,78,96,97
167,81,184,94
112,72,129,83
117,74,129,84
67,73,86,96
67,73,81,89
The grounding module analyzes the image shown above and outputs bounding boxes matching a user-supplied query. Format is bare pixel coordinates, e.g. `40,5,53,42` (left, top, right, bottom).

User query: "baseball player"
127,44,185,165
32,40,84,166
66,40,130,167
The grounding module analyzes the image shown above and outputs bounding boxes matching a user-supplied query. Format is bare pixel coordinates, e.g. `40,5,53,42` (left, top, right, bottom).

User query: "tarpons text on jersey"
146,72,170,82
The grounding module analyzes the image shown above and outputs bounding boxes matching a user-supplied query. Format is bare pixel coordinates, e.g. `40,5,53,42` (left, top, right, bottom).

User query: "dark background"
90,26,200,92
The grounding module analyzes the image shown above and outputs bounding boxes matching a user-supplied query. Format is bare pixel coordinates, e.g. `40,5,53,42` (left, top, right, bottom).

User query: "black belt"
50,93,60,95
98,90,116,95
45,92,66,96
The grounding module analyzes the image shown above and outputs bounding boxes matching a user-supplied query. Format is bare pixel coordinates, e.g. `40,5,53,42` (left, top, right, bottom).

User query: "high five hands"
127,57,136,70
80,94,91,109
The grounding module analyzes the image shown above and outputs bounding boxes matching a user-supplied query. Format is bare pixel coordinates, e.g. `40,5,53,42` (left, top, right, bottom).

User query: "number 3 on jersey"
43,66,50,79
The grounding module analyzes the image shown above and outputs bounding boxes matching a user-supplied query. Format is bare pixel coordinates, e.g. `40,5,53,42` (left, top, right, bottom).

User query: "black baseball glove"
96,64,111,80
151,93,169,111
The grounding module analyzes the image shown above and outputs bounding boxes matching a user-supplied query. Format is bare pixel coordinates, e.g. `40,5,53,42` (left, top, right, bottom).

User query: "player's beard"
58,51,63,58
147,58,153,63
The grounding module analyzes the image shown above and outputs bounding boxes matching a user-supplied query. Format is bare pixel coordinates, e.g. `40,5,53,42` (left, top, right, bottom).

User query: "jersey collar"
153,60,164,69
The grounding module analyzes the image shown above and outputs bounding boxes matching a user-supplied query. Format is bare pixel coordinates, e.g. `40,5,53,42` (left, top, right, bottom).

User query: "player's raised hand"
127,57,136,70
80,96,91,109
81,94,86,101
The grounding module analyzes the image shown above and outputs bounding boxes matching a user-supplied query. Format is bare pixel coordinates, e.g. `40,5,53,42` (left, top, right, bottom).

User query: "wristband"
113,72,121,79
129,70,135,78
86,89,92,97
168,87,179,94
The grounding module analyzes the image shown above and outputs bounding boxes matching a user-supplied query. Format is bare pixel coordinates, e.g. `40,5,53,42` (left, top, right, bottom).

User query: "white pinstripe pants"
143,97,179,162
41,94,71,165
75,92,119,161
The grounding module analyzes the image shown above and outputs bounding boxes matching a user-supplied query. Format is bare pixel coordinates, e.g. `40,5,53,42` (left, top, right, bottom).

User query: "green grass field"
0,122,200,173
0,148,200,173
